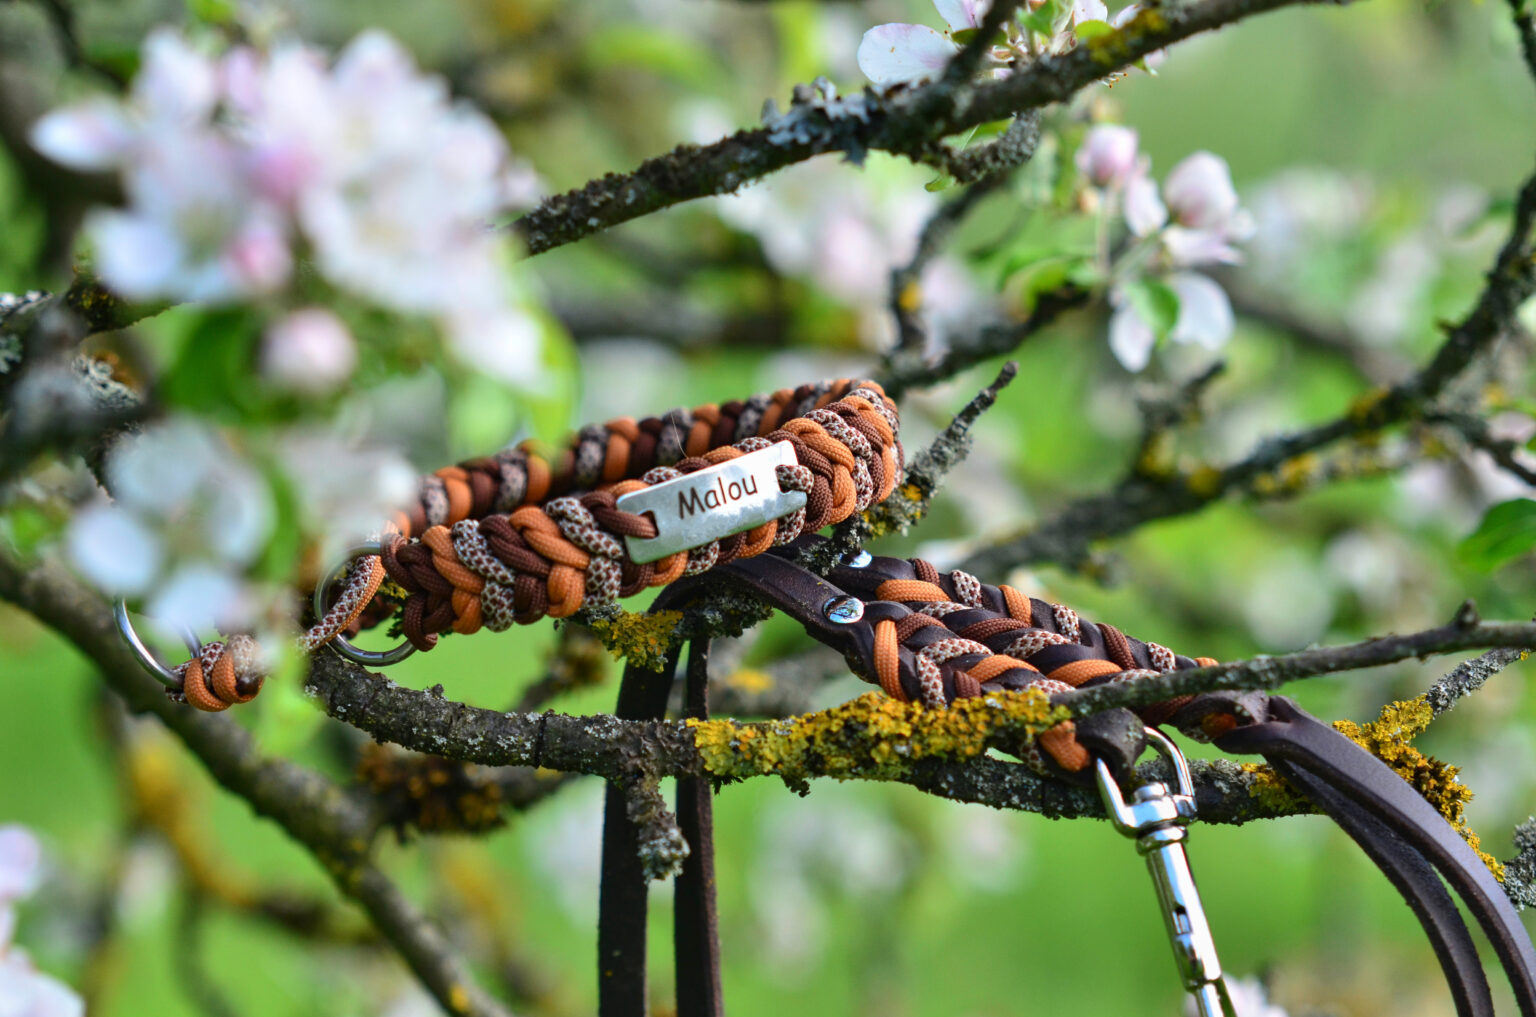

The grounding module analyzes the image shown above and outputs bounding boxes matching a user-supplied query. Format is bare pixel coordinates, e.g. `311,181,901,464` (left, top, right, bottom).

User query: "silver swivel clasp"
1094,726,1237,1017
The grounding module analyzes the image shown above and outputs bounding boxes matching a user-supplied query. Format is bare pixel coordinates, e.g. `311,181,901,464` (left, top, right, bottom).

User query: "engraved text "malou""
677,474,761,518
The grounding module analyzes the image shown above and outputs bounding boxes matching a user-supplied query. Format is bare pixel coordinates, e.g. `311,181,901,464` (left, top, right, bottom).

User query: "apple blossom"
1082,139,1252,371
29,27,546,387
858,0,1167,88
260,308,358,393
65,504,163,596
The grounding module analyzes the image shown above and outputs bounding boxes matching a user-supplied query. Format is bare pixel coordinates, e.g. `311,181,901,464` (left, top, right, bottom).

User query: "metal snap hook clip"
1095,726,1237,1017
313,541,415,667
113,599,203,689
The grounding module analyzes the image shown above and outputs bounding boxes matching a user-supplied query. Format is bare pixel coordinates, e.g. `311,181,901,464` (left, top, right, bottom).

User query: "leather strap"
1209,695,1536,1017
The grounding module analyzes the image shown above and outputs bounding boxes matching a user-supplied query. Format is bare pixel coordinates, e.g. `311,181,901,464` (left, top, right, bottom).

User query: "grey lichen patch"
623,778,690,881
1502,817,1536,909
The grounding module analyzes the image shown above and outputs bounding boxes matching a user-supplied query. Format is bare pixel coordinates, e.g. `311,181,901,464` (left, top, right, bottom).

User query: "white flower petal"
27,101,135,172
108,420,219,516
1109,302,1155,371
66,505,163,596
447,307,543,387
0,952,84,1017
1073,0,1109,23
857,24,959,87
85,210,183,302
1162,225,1242,267
1124,170,1167,236
135,28,219,125
146,565,249,634
933,0,985,32
0,826,42,903
1168,272,1234,349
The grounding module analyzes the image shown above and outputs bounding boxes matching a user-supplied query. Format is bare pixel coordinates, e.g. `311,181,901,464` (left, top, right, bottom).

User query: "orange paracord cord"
172,379,903,710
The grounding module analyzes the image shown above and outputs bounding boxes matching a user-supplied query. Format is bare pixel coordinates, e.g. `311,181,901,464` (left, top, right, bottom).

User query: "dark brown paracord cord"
170,379,903,709
373,379,902,651
828,554,1217,774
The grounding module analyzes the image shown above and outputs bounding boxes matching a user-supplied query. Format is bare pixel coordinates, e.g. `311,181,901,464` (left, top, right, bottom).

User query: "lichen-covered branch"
511,0,1347,255
0,551,511,1017
1051,603,1536,716
1503,816,1536,909
1424,646,1530,717
866,361,1018,538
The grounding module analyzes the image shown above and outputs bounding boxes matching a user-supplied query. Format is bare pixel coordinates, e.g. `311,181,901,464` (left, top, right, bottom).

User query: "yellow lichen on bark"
583,609,684,671
1332,696,1503,879
688,688,1065,782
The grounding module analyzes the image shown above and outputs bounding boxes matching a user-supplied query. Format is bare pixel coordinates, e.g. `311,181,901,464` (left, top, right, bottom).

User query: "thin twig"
511,0,1350,256
1050,602,1536,716
1424,645,1529,717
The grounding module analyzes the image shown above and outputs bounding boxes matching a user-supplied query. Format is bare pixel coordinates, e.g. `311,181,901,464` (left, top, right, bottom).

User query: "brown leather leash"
649,537,1536,1017
112,378,1536,1017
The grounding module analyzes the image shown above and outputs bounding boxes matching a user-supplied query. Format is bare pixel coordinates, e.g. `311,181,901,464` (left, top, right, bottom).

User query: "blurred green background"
4,0,1536,1014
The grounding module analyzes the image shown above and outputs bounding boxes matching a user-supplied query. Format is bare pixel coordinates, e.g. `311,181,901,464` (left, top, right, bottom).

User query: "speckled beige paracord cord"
163,378,904,709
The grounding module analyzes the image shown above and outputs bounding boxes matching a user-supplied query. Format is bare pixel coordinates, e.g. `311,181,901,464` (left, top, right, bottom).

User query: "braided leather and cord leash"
626,538,1535,1017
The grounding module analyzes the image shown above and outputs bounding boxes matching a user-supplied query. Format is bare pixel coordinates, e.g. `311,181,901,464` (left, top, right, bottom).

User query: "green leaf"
159,309,264,421
186,0,237,24
1019,0,1060,35
1073,18,1114,40
1458,498,1536,571
1121,277,1181,340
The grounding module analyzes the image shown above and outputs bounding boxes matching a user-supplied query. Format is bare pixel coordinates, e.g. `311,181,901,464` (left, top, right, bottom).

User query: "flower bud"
1076,125,1139,189
260,307,357,394
1163,151,1239,230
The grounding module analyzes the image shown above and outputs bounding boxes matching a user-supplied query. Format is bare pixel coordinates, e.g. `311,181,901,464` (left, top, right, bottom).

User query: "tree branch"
511,0,1349,255
1050,602,1536,716
0,551,512,1017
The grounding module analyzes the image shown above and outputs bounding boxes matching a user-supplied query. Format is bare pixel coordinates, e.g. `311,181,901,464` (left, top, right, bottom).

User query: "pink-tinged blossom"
1160,151,1254,266
30,27,545,385
1076,125,1139,189
260,308,357,393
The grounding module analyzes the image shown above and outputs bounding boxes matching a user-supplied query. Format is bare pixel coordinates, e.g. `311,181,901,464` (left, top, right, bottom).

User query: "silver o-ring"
313,541,415,667
114,599,202,689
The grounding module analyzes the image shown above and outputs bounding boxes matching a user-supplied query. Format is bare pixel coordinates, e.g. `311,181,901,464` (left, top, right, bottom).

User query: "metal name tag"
615,441,807,564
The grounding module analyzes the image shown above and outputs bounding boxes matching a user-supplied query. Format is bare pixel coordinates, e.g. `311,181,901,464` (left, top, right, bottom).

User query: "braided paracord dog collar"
131,378,904,711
